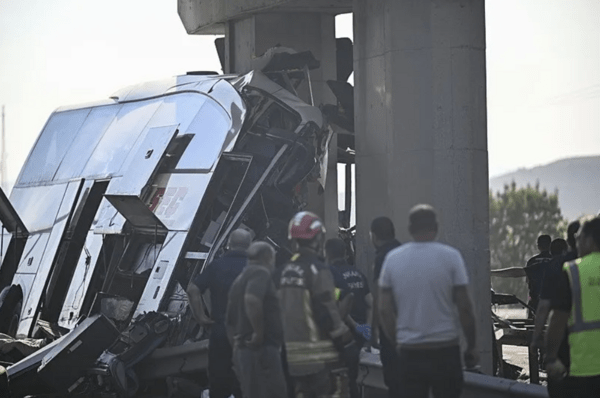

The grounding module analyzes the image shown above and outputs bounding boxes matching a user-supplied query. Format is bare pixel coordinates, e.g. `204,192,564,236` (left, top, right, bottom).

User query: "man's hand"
546,358,567,380
245,332,264,349
530,332,544,350
463,347,480,369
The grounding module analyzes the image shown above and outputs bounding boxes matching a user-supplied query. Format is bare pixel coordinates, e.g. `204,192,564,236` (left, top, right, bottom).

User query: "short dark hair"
537,235,551,249
567,220,581,249
370,217,395,241
325,238,346,260
550,238,568,256
408,204,438,235
581,218,600,249
247,241,275,264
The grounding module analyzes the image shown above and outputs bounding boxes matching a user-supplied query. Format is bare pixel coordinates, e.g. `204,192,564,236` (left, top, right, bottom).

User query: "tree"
489,181,567,301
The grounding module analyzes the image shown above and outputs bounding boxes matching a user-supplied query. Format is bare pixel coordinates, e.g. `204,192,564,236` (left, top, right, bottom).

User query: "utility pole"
1,105,5,189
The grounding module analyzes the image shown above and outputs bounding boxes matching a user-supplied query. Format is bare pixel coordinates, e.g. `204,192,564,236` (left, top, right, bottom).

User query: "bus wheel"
0,285,23,337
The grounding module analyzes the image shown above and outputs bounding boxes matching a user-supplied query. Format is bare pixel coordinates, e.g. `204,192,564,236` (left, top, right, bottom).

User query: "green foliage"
490,181,567,301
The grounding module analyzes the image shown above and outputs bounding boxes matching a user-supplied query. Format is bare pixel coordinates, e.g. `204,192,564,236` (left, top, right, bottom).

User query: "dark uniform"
524,251,553,314
193,250,247,398
540,250,577,397
374,239,401,398
330,259,370,398
330,259,370,325
279,248,353,397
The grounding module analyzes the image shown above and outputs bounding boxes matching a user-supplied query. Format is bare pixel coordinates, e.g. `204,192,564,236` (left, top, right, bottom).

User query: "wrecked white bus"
0,50,333,397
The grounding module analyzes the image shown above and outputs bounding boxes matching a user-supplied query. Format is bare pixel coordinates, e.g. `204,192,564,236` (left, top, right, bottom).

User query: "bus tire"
0,285,23,337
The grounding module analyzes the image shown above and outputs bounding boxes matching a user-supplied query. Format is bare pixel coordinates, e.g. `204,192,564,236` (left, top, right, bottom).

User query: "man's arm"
365,292,374,326
531,299,551,349
370,285,380,347
490,268,526,278
453,285,479,368
312,268,350,342
545,309,569,379
244,293,264,348
186,283,214,326
378,287,396,343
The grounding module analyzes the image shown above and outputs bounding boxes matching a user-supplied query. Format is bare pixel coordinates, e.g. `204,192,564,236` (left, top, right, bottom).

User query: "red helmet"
288,211,326,240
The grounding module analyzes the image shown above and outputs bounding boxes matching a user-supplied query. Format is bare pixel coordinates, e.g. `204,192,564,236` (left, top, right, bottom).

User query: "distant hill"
489,156,600,221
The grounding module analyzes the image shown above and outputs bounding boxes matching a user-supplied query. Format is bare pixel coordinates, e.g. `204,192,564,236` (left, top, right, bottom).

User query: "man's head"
325,238,347,264
288,211,326,254
408,204,438,241
247,241,276,271
536,235,551,252
370,217,395,248
227,229,252,251
577,218,600,257
550,238,568,256
566,220,581,251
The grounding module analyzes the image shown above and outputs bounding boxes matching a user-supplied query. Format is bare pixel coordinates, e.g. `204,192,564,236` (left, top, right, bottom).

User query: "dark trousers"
396,345,463,398
380,330,400,397
549,375,600,398
233,345,288,398
208,322,242,398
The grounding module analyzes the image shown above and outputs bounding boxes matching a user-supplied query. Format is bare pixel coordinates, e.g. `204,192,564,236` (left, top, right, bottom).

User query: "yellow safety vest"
563,253,600,377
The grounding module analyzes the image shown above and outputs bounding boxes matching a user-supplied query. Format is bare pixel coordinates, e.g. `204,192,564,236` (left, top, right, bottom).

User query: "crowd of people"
186,205,600,398
492,218,600,397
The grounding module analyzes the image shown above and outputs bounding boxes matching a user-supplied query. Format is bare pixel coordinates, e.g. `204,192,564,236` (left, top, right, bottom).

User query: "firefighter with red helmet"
279,211,357,397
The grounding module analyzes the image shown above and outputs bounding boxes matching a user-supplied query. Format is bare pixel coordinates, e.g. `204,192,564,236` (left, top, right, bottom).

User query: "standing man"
532,223,580,398
326,238,372,398
492,234,553,316
226,241,287,398
379,204,478,398
370,216,401,397
279,211,357,397
545,218,600,396
186,229,251,398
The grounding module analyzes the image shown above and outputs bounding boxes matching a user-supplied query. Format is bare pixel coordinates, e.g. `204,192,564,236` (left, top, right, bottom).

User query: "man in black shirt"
226,241,287,398
186,229,251,398
532,223,579,397
370,216,401,398
492,234,553,316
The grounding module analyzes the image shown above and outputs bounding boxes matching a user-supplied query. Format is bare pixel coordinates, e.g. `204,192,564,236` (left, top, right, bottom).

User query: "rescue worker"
279,211,358,397
325,238,372,398
186,229,252,398
545,217,600,396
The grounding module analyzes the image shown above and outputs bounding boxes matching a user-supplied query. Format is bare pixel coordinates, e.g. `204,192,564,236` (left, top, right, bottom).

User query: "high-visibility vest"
563,253,600,377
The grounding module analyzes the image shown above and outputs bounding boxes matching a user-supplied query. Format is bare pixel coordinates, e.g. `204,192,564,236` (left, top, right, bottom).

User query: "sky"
0,0,598,190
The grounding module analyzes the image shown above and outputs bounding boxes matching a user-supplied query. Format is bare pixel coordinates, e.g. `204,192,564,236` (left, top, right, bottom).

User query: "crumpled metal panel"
58,232,104,329
232,70,324,130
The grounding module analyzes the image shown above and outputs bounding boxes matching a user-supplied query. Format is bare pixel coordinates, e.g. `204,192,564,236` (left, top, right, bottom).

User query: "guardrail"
359,351,549,398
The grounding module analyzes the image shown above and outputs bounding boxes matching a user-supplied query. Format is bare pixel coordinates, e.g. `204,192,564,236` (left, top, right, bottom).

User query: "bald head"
228,229,252,251
247,241,276,270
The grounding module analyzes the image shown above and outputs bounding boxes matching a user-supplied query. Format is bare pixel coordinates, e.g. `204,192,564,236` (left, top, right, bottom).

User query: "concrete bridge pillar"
352,0,492,371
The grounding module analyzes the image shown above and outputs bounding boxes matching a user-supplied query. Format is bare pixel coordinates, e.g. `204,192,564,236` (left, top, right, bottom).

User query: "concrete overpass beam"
353,0,492,372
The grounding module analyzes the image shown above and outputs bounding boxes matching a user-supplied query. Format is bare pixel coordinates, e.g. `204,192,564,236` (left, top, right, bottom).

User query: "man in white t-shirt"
378,204,479,398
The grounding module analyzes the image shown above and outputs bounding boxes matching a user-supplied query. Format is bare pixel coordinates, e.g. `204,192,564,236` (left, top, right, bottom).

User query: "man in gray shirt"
226,241,287,398
378,204,478,398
